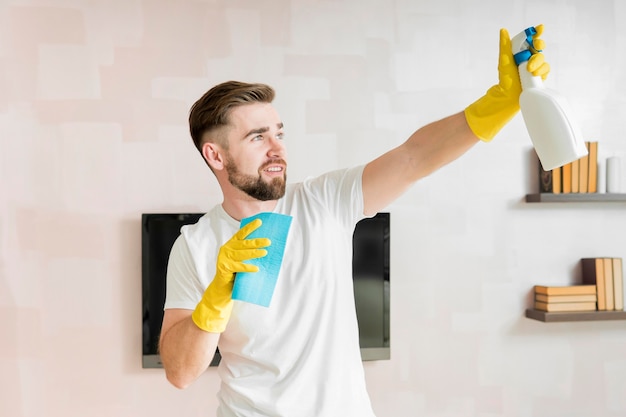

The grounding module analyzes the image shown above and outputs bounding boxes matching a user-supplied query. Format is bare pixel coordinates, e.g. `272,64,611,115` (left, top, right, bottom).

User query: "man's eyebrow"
242,123,284,139
243,126,269,138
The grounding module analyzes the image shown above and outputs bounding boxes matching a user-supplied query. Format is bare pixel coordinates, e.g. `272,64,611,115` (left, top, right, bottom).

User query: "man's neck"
221,197,279,222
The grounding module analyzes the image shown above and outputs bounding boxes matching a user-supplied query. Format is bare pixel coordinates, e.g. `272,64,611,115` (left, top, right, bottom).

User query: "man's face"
222,103,287,201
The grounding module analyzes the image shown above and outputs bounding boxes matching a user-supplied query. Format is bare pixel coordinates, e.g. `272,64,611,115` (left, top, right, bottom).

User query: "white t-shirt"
165,165,376,417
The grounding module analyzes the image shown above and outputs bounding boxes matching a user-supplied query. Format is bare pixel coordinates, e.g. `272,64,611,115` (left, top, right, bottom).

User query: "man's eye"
252,135,264,141
276,132,285,140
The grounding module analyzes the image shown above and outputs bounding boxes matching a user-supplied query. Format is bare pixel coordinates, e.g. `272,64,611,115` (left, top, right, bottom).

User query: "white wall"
1,0,625,416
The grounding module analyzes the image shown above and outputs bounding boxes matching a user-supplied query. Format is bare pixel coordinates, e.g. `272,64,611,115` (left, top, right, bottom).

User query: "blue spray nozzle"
513,26,542,66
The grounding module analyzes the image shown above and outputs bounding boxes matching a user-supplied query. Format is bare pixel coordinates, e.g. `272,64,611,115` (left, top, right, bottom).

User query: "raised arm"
362,25,550,216
362,111,477,216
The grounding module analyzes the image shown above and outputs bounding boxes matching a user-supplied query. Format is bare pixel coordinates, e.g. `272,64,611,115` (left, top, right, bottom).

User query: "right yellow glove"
191,218,270,333
464,24,551,142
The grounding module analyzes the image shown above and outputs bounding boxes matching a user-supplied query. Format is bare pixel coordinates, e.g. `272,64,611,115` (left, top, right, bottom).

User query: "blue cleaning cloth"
232,212,292,307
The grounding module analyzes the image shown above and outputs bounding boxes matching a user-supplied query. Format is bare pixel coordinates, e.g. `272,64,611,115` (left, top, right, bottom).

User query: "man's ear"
202,142,225,171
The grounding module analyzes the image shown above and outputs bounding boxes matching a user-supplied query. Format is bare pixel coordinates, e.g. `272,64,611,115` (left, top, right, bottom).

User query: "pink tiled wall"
2,1,625,416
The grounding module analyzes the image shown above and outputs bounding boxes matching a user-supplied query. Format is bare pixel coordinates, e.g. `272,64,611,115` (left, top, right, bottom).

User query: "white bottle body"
517,65,588,171
510,26,588,171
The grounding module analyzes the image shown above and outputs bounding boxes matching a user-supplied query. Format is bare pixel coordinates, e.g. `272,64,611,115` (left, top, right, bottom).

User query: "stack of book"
539,141,598,194
533,258,624,313
534,285,597,312
581,257,624,311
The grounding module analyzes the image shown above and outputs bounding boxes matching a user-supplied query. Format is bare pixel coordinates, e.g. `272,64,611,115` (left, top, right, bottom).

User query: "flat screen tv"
142,212,390,368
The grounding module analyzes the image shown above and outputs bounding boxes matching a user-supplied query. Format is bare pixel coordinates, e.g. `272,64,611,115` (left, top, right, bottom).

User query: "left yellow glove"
465,24,551,142
191,219,270,333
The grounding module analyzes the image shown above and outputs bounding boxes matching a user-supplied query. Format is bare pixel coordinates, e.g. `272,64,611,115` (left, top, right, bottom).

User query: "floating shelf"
525,309,626,322
525,193,626,203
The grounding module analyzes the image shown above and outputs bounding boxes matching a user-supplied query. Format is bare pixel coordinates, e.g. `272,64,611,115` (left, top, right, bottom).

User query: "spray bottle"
511,26,588,171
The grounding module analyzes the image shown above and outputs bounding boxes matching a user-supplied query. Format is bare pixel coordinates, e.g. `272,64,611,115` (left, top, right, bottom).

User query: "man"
159,26,549,416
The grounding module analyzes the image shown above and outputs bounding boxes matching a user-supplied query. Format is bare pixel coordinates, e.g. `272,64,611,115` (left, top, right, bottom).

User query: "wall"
1,0,625,416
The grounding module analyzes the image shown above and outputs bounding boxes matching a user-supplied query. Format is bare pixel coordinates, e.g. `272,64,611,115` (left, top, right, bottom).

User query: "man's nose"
267,136,285,157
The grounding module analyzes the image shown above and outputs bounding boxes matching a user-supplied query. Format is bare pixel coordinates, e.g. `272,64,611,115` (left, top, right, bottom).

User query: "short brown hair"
189,81,275,153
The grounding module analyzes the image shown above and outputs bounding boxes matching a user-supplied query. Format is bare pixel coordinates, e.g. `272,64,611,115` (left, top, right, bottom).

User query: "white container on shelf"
597,158,607,193
606,156,622,193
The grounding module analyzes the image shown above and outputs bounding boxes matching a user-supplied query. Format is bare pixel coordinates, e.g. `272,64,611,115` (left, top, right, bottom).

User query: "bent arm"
159,308,220,389
362,111,478,215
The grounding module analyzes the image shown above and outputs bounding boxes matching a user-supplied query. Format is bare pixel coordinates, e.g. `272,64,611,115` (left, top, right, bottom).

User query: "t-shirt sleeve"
163,234,206,311
303,164,368,226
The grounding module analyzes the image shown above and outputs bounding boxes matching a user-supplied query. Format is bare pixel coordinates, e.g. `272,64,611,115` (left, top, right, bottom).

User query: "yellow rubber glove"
465,24,551,142
191,218,270,333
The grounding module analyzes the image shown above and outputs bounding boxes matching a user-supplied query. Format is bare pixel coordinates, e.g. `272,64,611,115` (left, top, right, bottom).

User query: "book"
539,164,554,193
581,258,606,310
535,293,597,303
534,301,597,312
539,158,561,193
552,167,561,193
533,285,597,296
587,141,598,193
571,158,579,192
614,258,624,311
562,162,572,193
579,144,589,193
604,258,615,310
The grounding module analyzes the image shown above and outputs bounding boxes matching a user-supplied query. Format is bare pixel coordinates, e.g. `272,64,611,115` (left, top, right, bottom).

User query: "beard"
224,154,287,201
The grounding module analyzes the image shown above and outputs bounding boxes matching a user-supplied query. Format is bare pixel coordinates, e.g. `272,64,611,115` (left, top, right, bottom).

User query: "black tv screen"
141,212,390,368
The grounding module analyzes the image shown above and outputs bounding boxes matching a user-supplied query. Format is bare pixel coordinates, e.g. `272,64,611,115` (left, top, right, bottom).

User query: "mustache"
260,158,287,171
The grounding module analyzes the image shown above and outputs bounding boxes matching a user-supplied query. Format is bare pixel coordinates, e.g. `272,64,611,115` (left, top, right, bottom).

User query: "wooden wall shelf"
525,193,626,203
525,309,626,322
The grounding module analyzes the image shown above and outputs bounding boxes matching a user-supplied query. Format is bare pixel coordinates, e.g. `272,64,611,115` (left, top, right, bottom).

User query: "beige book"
535,293,597,303
534,285,596,296
614,258,624,311
534,301,596,312
604,258,615,310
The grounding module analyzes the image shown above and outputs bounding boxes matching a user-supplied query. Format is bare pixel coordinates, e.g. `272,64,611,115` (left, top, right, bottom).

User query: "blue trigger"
525,27,537,51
